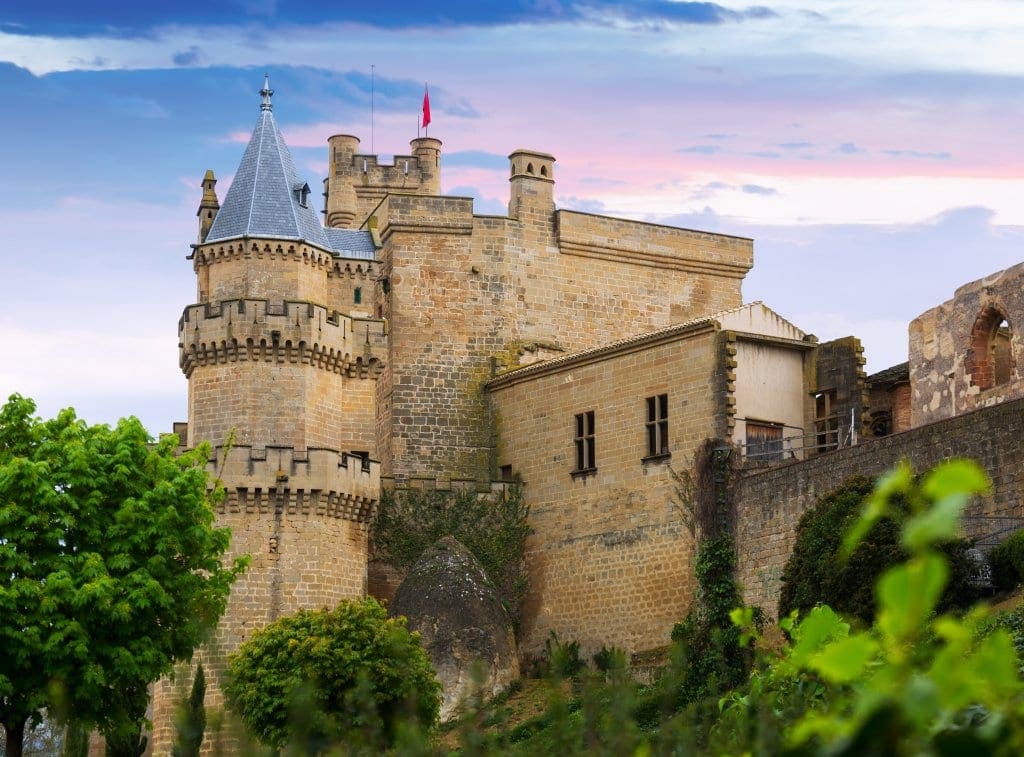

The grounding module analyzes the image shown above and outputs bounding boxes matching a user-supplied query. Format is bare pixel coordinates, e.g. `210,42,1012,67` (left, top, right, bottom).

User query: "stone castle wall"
735,396,1024,619
374,181,752,482
489,323,732,657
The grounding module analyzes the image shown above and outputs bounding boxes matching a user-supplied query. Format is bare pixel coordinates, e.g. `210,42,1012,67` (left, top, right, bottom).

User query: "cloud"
172,46,200,66
882,148,952,160
777,141,814,149
559,195,609,214
703,133,737,140
836,142,864,155
741,183,778,195
447,184,506,215
676,144,722,155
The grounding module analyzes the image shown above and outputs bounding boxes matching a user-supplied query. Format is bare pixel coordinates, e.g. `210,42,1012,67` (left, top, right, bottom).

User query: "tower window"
814,390,839,453
354,286,362,305
573,410,596,476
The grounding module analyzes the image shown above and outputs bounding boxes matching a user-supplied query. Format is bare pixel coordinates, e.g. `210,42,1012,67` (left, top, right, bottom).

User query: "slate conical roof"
204,77,331,250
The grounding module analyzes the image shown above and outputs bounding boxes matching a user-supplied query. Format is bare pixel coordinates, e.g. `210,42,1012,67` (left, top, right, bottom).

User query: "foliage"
371,484,531,629
223,597,441,753
104,723,146,757
0,394,246,757
667,440,759,711
779,473,983,624
591,646,627,676
541,632,586,679
990,528,1024,591
728,458,1024,754
980,600,1024,661
172,663,206,757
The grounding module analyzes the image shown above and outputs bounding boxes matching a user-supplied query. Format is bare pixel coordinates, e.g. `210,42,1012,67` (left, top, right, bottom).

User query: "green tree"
224,597,441,753
172,663,206,757
0,394,246,757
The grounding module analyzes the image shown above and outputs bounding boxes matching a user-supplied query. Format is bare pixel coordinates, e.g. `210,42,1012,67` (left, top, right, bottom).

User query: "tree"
224,597,441,753
172,663,206,757
0,394,246,757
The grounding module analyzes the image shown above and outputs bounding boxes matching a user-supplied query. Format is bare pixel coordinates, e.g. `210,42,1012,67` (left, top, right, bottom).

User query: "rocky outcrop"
388,536,519,721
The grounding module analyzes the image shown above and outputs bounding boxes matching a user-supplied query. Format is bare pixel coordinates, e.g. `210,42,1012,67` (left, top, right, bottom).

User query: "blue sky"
2,1,1024,433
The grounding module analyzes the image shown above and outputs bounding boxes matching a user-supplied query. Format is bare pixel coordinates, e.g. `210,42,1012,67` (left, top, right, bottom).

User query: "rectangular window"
814,390,839,452
645,394,670,459
746,422,784,462
574,410,596,474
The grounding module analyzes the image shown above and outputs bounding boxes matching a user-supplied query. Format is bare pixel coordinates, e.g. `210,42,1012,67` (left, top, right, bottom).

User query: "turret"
196,169,220,243
410,137,442,195
508,149,555,219
325,134,361,228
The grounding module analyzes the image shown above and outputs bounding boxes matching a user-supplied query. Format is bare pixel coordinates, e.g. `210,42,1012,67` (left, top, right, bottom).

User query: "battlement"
179,298,386,379
325,135,442,229
210,444,380,522
382,474,515,498
372,194,476,241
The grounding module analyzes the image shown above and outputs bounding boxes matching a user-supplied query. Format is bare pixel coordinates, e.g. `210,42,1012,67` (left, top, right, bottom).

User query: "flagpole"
370,64,375,154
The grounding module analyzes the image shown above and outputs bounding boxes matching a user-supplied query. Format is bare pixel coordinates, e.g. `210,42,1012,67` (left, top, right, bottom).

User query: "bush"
592,645,627,675
543,632,586,679
223,598,440,752
779,475,983,624
372,484,530,630
990,528,1024,591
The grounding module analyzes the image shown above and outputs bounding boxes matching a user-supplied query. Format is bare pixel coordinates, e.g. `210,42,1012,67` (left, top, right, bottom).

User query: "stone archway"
967,305,1015,390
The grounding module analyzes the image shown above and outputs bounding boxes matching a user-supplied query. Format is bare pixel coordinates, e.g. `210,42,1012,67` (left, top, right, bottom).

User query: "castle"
147,78,1024,750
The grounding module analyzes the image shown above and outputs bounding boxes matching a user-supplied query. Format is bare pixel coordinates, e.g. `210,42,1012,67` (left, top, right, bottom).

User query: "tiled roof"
867,361,910,386
325,228,376,259
205,107,332,249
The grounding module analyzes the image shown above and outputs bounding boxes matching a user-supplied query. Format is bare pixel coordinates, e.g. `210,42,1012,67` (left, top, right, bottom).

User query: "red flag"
422,85,431,129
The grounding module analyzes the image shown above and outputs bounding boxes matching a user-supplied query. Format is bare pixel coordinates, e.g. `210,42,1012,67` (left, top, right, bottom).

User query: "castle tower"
151,76,384,753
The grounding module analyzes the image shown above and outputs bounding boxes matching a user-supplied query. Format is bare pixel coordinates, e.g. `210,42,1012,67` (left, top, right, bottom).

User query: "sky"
2,0,1024,434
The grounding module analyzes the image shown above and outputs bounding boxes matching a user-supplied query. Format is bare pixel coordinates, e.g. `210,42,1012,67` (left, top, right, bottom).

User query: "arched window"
967,306,1015,390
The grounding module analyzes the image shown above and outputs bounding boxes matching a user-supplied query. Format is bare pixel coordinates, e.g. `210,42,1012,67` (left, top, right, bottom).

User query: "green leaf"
921,459,990,502
808,634,879,684
876,553,947,642
790,605,849,666
902,493,970,552
841,462,911,560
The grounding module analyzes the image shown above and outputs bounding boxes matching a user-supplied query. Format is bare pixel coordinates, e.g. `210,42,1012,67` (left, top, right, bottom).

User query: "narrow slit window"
354,286,362,305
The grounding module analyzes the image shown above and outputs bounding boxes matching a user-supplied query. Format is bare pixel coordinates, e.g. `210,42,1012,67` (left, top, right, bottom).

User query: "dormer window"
293,182,311,208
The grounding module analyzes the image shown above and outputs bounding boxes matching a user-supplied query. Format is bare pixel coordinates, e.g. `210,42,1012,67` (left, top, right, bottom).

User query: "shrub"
592,645,627,675
543,632,586,679
989,528,1024,591
223,598,440,753
779,475,983,624
372,484,530,630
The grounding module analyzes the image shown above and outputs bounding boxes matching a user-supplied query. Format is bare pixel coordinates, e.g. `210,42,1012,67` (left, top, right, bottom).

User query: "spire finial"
260,73,274,112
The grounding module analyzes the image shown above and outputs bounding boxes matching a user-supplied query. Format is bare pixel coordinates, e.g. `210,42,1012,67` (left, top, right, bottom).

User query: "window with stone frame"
573,410,596,475
644,394,670,460
814,390,839,453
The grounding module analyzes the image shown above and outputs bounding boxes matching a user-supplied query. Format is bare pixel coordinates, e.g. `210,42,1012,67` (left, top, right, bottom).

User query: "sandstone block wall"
735,396,1024,619
375,185,752,482
910,260,1024,426
489,323,731,656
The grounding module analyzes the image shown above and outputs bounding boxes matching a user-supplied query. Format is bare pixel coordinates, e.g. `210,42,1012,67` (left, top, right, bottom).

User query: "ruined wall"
910,261,1024,426
375,178,752,481
489,323,731,656
735,396,1024,619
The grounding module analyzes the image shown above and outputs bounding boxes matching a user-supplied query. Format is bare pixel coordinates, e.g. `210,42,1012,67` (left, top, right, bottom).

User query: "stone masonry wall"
735,396,1024,619
375,187,752,481
489,323,730,657
910,260,1024,426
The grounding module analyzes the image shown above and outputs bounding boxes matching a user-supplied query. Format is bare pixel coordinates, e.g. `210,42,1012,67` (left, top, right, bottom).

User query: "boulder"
388,536,519,721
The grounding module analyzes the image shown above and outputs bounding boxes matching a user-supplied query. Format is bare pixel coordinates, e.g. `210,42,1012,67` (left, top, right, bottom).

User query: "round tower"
325,134,361,228
410,136,442,195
